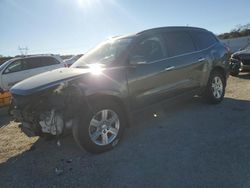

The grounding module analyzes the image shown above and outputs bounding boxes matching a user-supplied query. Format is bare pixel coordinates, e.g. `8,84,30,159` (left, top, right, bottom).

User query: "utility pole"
18,46,29,56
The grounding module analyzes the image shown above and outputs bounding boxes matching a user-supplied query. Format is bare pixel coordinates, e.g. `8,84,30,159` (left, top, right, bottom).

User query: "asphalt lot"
0,74,250,188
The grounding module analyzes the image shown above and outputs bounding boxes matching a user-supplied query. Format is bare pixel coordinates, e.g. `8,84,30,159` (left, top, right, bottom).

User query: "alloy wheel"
88,109,120,146
211,76,223,99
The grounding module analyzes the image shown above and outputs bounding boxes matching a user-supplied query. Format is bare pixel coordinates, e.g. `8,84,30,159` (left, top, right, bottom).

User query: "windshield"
0,59,13,72
72,37,132,68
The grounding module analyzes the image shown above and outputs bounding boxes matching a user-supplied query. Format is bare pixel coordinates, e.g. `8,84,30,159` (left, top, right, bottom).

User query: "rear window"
191,31,217,50
164,31,196,57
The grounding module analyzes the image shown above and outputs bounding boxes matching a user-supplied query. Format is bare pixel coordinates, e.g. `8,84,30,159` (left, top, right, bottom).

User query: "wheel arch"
211,66,227,83
86,93,131,127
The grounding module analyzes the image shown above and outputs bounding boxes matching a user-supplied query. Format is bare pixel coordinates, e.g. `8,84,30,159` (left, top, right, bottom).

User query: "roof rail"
137,26,207,35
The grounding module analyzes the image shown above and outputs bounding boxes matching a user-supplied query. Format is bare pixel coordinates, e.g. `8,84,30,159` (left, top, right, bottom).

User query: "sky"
0,0,250,56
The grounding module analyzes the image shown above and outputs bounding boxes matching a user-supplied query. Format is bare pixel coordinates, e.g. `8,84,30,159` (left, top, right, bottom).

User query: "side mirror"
129,55,147,65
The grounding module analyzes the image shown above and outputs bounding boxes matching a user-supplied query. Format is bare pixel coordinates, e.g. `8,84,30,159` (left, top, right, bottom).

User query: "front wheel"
203,71,226,104
73,100,125,153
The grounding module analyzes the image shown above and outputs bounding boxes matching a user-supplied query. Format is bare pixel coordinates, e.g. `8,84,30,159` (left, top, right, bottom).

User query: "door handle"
165,66,175,71
198,58,206,62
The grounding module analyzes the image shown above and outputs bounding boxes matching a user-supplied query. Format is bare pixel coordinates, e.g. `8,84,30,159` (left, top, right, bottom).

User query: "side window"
131,35,166,63
191,31,217,50
23,57,43,70
4,60,23,74
23,57,60,70
41,57,60,66
164,31,196,57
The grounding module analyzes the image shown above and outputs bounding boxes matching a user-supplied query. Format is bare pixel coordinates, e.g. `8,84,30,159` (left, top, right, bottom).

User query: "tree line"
218,23,250,39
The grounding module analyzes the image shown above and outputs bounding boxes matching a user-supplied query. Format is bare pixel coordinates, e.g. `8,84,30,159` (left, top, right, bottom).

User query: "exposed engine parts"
13,82,85,137
39,110,64,135
39,109,74,135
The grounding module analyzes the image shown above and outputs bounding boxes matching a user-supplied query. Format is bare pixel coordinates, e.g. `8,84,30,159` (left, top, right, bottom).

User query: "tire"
73,100,125,153
203,71,226,104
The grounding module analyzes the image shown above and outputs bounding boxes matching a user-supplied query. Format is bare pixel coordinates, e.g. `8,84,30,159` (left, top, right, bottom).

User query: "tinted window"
131,36,165,63
191,31,217,50
23,57,59,70
23,57,42,69
164,31,196,57
4,60,23,74
42,57,60,66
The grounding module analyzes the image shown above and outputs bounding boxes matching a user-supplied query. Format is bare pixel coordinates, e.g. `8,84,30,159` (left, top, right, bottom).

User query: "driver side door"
126,34,169,109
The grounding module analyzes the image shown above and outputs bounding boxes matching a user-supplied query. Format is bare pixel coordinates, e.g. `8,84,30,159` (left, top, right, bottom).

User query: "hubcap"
211,76,223,99
88,109,120,146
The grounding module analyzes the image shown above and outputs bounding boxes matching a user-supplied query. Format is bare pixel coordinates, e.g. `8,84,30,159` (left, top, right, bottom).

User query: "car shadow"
129,96,250,136
0,97,250,187
237,73,250,79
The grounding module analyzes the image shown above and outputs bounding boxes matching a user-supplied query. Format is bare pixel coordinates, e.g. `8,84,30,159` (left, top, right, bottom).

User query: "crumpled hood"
10,68,89,96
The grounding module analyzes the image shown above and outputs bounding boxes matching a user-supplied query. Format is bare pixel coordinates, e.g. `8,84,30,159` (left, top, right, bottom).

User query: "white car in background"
0,54,66,91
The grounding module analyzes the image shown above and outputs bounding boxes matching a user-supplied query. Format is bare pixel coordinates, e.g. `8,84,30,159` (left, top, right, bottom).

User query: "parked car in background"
0,54,66,91
64,54,83,67
230,44,250,76
10,27,230,153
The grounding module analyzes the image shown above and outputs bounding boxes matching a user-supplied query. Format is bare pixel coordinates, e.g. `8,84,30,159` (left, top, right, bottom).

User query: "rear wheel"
203,71,226,104
73,100,125,153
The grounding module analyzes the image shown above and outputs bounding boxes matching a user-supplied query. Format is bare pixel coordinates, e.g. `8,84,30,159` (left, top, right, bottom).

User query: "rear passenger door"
189,30,218,85
162,31,203,92
22,57,48,78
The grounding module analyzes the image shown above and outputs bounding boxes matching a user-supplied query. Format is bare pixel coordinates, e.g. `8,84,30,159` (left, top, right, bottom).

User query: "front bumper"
229,58,241,73
11,108,42,137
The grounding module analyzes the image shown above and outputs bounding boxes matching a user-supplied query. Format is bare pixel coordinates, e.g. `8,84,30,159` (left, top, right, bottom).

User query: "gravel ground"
0,74,250,188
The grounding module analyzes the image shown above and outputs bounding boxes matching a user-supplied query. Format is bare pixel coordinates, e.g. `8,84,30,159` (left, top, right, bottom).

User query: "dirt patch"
0,122,38,163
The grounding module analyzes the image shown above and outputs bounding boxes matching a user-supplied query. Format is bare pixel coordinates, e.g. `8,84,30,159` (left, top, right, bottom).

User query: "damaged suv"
11,27,230,153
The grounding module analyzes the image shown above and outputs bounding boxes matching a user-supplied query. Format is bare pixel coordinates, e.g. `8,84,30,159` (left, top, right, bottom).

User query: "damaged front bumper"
11,83,87,138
